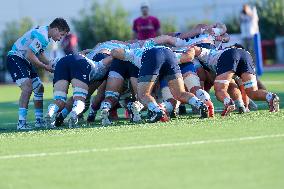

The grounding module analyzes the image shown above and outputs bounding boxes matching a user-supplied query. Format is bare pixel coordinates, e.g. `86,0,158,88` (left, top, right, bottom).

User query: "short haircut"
49,18,70,33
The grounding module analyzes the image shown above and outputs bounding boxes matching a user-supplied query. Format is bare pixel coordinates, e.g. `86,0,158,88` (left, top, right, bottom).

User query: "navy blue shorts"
92,53,109,62
138,48,182,83
179,62,196,74
109,58,139,79
7,55,39,84
53,54,92,85
216,48,255,76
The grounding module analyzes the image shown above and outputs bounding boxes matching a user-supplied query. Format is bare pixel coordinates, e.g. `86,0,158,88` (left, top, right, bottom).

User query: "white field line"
0,134,283,160
262,81,283,85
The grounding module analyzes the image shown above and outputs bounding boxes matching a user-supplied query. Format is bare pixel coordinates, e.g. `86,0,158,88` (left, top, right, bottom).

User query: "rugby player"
6,18,70,130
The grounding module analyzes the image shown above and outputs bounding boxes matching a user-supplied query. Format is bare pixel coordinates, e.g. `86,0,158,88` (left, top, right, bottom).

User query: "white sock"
196,89,211,102
48,104,59,117
72,100,85,115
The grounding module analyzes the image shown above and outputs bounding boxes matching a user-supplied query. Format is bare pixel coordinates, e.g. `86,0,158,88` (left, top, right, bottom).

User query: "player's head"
141,2,150,16
49,18,70,42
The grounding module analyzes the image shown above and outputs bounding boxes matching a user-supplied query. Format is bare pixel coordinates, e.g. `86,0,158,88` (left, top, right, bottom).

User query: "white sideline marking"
0,134,284,160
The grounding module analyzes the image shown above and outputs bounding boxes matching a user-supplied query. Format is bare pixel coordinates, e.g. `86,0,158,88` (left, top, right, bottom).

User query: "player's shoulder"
31,26,49,45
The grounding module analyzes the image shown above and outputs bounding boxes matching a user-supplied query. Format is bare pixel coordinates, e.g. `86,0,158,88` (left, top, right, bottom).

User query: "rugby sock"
47,104,60,118
72,100,85,115
34,108,43,120
18,108,28,122
224,97,232,106
148,102,161,113
100,101,112,110
266,92,273,102
188,96,202,108
196,89,210,102
160,101,174,113
234,99,245,109
61,108,70,119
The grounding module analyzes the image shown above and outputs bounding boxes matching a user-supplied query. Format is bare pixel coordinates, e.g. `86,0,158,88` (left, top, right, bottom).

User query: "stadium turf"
0,71,283,189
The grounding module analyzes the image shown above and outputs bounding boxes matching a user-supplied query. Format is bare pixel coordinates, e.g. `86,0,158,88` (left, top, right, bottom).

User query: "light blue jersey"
8,26,50,59
86,41,129,60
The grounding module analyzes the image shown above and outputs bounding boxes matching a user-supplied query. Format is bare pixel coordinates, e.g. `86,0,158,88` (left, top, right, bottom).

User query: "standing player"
6,18,70,130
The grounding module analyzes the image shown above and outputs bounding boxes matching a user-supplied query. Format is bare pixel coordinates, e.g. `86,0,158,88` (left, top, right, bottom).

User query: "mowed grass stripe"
1,133,283,160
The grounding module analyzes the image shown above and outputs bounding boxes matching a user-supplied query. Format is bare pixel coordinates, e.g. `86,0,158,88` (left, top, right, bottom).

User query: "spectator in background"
133,2,161,40
61,33,78,55
240,4,259,53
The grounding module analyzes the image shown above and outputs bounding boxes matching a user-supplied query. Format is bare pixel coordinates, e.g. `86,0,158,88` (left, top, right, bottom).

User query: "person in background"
239,4,259,53
133,2,161,40
61,33,78,55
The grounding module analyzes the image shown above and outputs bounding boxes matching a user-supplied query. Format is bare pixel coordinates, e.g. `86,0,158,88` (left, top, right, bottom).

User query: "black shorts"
53,54,92,85
216,48,255,76
7,55,39,84
138,47,182,83
109,58,139,79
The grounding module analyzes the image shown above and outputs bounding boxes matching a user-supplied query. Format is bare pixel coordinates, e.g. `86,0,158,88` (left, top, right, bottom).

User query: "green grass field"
0,72,283,189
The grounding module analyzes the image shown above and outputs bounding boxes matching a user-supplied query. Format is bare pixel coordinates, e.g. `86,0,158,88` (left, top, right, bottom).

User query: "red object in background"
261,40,275,65
61,33,78,55
133,16,160,40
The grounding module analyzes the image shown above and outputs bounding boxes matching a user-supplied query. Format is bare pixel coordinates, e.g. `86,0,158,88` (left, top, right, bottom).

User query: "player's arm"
26,49,53,73
111,48,126,60
27,38,53,72
177,48,196,63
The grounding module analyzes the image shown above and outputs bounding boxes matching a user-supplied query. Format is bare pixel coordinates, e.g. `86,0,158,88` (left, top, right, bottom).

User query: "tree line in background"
1,0,283,67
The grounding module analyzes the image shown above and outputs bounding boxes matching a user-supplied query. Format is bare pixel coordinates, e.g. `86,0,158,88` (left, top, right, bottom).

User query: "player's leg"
159,79,179,118
99,59,131,125
241,73,279,112
87,81,106,123
68,78,89,128
167,77,209,119
181,62,214,117
227,79,247,113
214,72,236,116
137,48,168,122
31,73,45,128
126,64,144,123
45,80,69,128
6,55,34,130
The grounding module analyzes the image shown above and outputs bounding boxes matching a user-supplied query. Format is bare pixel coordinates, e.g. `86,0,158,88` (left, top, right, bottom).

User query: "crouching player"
6,18,70,130
45,54,113,128
137,47,209,122
192,45,280,115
